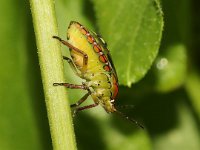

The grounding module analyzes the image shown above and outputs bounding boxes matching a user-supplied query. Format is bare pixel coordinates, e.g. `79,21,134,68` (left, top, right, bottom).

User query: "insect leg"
70,91,91,108
76,103,99,112
63,56,82,77
72,103,99,117
70,91,99,116
53,82,88,90
53,36,88,73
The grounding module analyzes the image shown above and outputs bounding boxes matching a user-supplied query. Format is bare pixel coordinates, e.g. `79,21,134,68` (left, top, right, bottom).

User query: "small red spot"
87,35,94,43
103,65,111,72
93,45,102,52
99,55,107,63
81,28,87,35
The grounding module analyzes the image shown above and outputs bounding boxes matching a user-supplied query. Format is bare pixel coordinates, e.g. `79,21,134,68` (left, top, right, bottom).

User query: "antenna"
115,105,135,110
115,110,144,129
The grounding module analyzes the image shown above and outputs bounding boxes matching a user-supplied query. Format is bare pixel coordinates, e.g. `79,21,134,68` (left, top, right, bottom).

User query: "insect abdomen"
67,21,112,74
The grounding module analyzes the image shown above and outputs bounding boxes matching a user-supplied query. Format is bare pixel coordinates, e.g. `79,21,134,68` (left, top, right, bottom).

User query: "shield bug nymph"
53,21,143,129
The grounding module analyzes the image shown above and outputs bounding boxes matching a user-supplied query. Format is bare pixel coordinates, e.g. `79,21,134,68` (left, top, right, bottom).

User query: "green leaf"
147,0,191,92
185,70,200,120
93,0,164,86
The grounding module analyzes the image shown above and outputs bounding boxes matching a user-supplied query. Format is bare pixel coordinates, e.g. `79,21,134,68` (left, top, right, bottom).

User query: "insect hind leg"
70,91,99,116
72,103,99,117
53,36,88,73
63,56,82,77
70,91,91,108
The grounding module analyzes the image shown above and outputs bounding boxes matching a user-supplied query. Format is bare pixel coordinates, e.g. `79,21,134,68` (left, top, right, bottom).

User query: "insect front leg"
53,82,89,90
53,36,88,73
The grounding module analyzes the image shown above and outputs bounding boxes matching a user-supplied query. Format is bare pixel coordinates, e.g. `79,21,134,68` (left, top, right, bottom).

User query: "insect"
53,21,143,128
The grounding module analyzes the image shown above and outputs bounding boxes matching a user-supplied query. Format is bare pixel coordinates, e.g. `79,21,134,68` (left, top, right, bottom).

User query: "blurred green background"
0,0,200,150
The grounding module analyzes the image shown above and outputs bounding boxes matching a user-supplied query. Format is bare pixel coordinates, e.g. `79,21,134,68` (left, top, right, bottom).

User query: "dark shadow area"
74,113,106,150
137,91,180,134
82,0,104,35
112,86,180,136
110,110,139,134
82,0,96,29
191,0,200,68
159,1,186,50
112,85,200,139
26,5,52,150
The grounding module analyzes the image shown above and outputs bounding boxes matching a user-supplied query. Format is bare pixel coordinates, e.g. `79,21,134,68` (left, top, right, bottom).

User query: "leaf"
185,70,200,120
93,0,163,86
147,0,191,92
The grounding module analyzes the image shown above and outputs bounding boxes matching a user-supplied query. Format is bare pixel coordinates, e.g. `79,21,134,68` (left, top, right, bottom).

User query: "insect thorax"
84,72,118,113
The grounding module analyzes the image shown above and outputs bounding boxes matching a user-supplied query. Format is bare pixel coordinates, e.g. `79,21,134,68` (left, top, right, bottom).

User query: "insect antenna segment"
114,110,144,129
115,104,135,110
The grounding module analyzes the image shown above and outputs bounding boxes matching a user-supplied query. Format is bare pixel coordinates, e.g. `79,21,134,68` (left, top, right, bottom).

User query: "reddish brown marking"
99,55,107,63
112,75,119,99
112,84,118,99
93,44,102,52
103,65,111,72
81,27,87,35
87,35,94,43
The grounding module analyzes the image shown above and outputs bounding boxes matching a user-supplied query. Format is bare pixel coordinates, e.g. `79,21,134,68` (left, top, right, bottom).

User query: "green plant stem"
29,0,77,149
